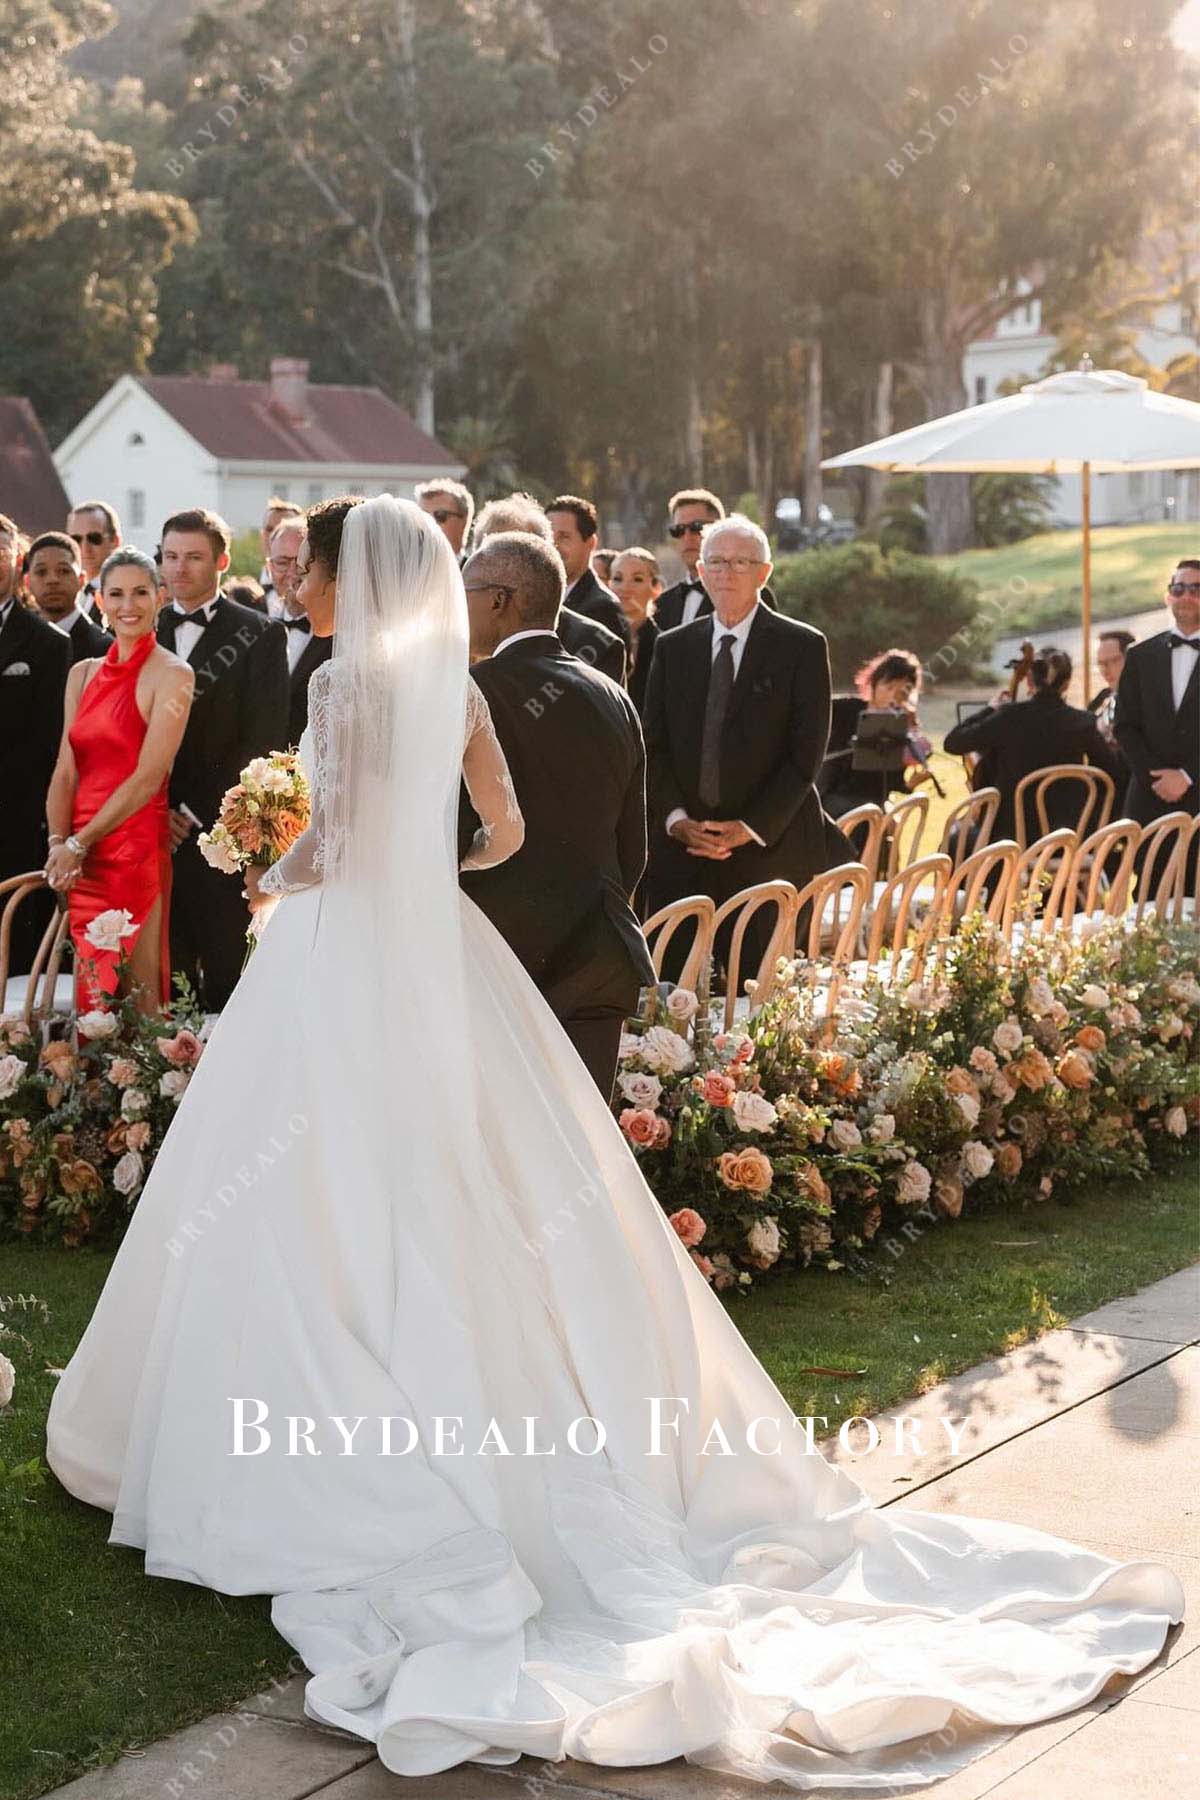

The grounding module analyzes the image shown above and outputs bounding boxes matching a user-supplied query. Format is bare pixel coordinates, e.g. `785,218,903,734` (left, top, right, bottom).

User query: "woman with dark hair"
819,646,930,817
945,646,1123,842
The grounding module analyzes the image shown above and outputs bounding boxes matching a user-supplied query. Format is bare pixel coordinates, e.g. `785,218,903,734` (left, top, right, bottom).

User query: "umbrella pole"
1080,461,1092,703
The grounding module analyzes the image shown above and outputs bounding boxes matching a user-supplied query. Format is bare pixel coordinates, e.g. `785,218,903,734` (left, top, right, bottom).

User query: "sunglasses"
70,530,109,548
1167,580,1200,596
667,521,711,539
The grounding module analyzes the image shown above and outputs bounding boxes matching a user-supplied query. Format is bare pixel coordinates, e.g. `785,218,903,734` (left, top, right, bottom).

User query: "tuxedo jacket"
156,594,289,829
945,690,1125,842
287,631,333,747
0,602,70,861
1113,631,1200,822
655,580,778,633
557,604,625,684
566,568,631,654
64,610,113,666
458,635,654,1021
643,605,833,894
627,616,660,715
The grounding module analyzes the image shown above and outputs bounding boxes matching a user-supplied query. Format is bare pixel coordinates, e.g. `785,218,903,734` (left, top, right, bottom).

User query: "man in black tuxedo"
546,495,632,660
266,516,333,744
416,478,474,564
656,487,778,630
472,494,626,683
643,514,834,969
1114,565,1200,827
0,514,71,975
458,530,654,1102
66,500,120,625
157,508,289,1012
24,533,112,664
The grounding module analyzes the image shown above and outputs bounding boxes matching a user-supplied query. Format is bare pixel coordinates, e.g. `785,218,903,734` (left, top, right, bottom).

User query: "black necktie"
1168,633,1200,652
698,633,737,810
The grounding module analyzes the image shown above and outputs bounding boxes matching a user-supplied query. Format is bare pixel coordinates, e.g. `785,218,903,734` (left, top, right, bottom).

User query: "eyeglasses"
668,520,710,539
702,556,762,573
464,583,515,600
429,508,465,524
70,530,109,548
1167,580,1200,596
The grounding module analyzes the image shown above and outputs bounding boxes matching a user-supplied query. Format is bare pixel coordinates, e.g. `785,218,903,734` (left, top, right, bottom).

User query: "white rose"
992,1017,1023,1056
1164,1106,1188,1138
639,1025,694,1076
1080,984,1110,1011
731,1090,778,1133
77,1009,119,1041
618,1031,643,1065
198,828,241,876
257,765,292,795
968,1046,998,1076
827,1117,863,1151
159,1069,190,1101
0,1054,25,1101
1026,977,1055,1018
112,1150,145,1197
954,1091,981,1128
961,1140,994,1181
618,1071,663,1109
665,987,699,1023
84,908,138,953
120,1087,149,1120
867,1113,896,1143
0,1350,14,1408
241,756,272,788
897,1160,932,1206
746,1215,781,1265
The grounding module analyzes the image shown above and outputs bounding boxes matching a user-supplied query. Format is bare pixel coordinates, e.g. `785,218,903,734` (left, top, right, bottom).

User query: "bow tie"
1168,633,1200,651
285,615,311,633
172,602,216,628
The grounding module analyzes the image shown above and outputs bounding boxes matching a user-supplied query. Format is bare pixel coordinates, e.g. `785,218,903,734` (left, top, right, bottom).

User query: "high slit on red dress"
67,632,171,1011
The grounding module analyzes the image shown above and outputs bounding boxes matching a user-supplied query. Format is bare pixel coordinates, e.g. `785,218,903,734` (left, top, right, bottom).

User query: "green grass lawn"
935,521,1193,634
2,1166,1197,1798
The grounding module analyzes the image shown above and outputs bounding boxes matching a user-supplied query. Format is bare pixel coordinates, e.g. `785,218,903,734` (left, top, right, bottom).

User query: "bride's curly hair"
305,494,365,577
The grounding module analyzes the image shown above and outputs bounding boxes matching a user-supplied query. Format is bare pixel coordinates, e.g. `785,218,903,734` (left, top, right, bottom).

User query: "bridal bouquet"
197,752,310,876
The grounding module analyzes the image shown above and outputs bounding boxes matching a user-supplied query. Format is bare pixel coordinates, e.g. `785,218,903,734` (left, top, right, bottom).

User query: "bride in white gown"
47,495,1182,1790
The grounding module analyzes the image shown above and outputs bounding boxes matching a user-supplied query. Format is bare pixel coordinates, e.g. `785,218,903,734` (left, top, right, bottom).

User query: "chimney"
269,356,310,423
208,362,239,382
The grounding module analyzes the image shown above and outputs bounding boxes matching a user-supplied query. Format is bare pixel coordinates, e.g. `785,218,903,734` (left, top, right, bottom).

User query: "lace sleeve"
460,684,525,872
259,662,336,896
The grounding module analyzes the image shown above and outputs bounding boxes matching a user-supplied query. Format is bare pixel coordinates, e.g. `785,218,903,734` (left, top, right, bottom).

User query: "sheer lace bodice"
259,662,523,897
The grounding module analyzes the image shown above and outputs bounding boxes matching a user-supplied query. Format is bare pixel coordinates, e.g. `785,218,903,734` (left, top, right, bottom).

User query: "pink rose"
619,1107,663,1148
125,1120,151,1152
669,1207,707,1248
154,1029,203,1068
690,1251,715,1282
702,1071,737,1108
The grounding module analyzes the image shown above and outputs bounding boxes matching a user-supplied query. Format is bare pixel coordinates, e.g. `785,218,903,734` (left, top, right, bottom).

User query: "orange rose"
1056,1049,1094,1091
819,1053,861,1098
39,1040,76,1083
945,1067,978,1096
1074,1024,1106,1053
933,1173,964,1219
1011,1049,1054,1091
702,1072,737,1108
717,1147,773,1194
798,1161,832,1208
59,1159,103,1198
106,1121,129,1155
995,1141,1023,1179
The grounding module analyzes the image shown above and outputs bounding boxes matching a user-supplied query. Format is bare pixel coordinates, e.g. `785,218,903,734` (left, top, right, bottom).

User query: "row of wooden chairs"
0,874,73,1029
644,809,1199,1031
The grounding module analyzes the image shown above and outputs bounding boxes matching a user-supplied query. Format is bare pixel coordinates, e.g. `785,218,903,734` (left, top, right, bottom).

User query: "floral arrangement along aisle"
0,913,1197,1260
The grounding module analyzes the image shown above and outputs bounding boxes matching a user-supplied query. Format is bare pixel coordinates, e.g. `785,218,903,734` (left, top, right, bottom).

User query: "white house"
54,358,467,552
962,265,1200,528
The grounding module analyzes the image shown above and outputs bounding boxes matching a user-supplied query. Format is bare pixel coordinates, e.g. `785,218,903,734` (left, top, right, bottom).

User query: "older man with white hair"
643,512,839,971
472,492,625,683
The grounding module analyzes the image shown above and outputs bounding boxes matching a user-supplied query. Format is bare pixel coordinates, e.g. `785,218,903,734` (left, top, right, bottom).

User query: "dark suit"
945,690,1124,843
80,583,106,628
566,568,631,658
1113,632,1200,824
627,617,660,715
157,594,289,1011
63,609,113,666
556,605,625,684
655,579,778,633
286,629,333,747
643,605,834,968
0,602,70,974
459,634,655,1101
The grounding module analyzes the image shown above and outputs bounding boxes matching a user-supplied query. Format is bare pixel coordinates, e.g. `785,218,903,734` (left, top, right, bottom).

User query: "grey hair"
469,530,565,627
473,492,551,547
98,546,159,591
700,511,771,563
414,477,475,533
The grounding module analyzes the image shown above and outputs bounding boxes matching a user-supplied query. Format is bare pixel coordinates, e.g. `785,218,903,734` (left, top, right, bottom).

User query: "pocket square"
1,662,30,677
751,676,774,696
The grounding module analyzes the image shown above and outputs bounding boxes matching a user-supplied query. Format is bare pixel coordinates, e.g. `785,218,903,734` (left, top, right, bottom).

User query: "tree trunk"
919,298,972,554
863,360,893,533
682,254,703,475
802,339,823,527
397,0,435,434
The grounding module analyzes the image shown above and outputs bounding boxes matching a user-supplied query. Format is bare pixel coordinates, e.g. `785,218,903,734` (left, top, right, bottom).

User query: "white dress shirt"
284,614,313,673
0,593,17,634
171,594,220,662
1170,631,1200,711
680,580,707,626
492,628,559,657
666,605,764,842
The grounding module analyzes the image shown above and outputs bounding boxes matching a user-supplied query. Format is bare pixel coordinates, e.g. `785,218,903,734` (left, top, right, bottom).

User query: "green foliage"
768,540,984,686
972,474,1059,548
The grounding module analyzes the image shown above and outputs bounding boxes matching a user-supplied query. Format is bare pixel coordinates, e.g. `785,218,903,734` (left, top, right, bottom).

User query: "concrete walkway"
46,1266,1199,1800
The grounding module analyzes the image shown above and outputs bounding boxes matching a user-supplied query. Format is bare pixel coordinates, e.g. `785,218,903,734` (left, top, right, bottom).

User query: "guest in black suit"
546,495,632,659
1114,565,1200,826
459,530,654,1102
66,500,121,625
24,532,113,664
157,508,289,1012
264,514,333,744
656,488,779,630
473,493,625,683
1088,629,1134,794
0,513,71,975
416,478,474,562
945,647,1123,843
643,514,835,971
610,546,663,714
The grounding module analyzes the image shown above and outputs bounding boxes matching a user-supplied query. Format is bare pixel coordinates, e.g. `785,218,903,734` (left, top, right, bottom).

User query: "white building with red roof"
53,358,466,551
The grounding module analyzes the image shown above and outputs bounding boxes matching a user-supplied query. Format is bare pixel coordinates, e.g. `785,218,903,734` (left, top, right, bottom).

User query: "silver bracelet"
64,834,87,859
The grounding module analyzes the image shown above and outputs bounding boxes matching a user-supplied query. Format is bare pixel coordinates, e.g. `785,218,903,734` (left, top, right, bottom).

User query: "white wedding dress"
47,499,1183,1791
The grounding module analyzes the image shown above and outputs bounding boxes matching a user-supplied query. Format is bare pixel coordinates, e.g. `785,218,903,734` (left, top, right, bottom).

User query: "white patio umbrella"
822,360,1200,688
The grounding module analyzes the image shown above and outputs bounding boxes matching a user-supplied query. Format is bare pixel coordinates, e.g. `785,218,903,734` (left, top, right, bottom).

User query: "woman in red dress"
44,548,194,1014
